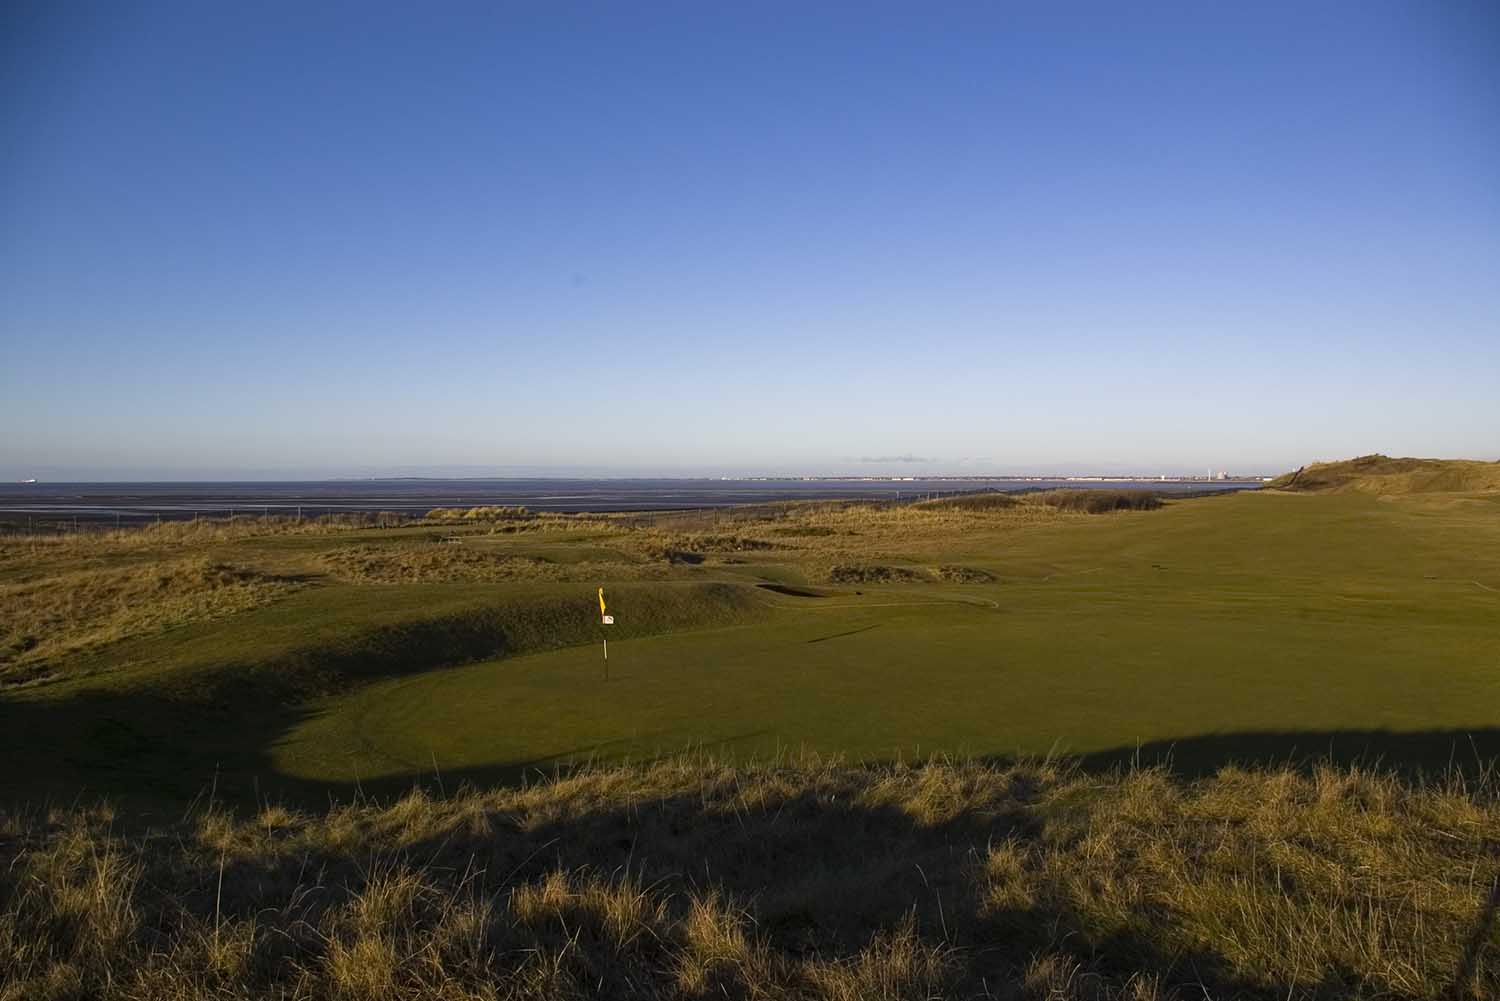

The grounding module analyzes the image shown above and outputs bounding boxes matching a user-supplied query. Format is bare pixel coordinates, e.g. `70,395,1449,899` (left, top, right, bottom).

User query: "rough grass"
1028,488,1164,513
825,563,930,584
914,491,1021,512
626,495,1068,540
1271,455,1500,495
0,512,613,582
318,542,670,584
2,757,1496,1000
0,560,300,687
822,562,996,584
915,488,1164,516
0,492,1075,598
931,564,995,583
423,505,532,521
0,512,409,554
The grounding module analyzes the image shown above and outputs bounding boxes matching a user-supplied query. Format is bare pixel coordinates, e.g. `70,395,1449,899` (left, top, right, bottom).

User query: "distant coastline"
0,476,1261,529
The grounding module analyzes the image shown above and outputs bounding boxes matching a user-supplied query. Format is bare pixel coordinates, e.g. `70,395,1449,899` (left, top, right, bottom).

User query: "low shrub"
1029,489,1163,513
423,505,530,522
932,565,995,583
914,491,1019,512
826,563,929,584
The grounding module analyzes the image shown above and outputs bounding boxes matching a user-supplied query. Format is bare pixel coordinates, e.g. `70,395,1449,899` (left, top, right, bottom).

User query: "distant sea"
0,478,1261,527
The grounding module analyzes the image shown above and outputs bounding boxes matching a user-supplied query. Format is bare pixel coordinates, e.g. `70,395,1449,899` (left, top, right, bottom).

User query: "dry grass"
317,542,670,584
825,563,930,584
628,532,783,565
1027,489,1164,513
1270,455,1500,495
815,562,993,585
2,757,1496,1000
613,496,1081,576
0,488,1146,581
0,559,301,687
0,492,1157,692
424,505,532,522
0,492,1119,594
0,513,404,559
627,496,1064,536
0,512,605,582
932,564,995,583
914,492,1021,513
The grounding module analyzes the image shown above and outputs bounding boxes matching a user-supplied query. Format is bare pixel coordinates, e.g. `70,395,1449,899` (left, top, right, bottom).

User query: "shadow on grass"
152,767,1344,998
5,673,1499,994
0,583,764,809
149,776,1251,998
3,583,1499,812
1075,728,1500,780
805,623,881,644
331,726,1500,812
6,658,1500,812
0,672,777,811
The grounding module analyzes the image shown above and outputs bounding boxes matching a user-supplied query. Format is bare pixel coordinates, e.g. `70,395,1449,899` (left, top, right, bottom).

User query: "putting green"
275,495,1500,783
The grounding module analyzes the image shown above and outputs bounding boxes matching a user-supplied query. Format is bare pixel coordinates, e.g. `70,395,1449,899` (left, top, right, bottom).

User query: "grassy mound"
317,540,669,583
0,582,772,804
0,560,301,688
258,582,768,702
932,564,996,583
916,488,1165,515
1271,454,1500,494
1028,488,1164,513
3,757,1496,1000
825,563,929,584
423,504,531,522
631,533,783,567
223,581,767,704
914,491,1020,512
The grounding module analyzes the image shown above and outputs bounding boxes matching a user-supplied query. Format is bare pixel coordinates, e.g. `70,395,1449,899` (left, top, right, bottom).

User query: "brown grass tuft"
1027,489,1164,513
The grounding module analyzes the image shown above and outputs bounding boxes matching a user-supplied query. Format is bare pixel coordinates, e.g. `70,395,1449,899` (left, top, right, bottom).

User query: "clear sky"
3,2,1497,480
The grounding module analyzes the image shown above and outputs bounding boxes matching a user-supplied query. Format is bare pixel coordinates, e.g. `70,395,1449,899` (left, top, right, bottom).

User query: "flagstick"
597,587,611,681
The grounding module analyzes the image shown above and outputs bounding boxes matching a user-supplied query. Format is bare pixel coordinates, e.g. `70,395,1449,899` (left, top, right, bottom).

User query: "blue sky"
3,1,1497,479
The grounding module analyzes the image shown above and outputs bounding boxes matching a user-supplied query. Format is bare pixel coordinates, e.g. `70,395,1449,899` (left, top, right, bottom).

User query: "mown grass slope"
0,581,768,804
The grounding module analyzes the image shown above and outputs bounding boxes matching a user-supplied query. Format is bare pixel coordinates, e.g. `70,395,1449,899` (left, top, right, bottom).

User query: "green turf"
278,493,1500,785
4,490,1498,807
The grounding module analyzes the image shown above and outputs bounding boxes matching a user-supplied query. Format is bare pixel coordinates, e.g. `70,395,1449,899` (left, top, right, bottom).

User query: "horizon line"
4,473,1283,485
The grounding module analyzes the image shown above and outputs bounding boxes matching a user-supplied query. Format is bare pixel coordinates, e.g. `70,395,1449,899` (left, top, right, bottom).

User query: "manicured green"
280,491,1500,787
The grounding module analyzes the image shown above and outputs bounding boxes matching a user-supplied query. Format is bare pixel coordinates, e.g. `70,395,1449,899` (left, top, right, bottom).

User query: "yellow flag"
598,587,607,616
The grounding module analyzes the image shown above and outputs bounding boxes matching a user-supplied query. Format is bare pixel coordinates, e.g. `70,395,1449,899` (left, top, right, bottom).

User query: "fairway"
277,495,1500,785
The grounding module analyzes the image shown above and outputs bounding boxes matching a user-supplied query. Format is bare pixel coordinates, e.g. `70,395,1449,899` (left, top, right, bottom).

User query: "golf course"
7,456,1500,999
4,455,1498,807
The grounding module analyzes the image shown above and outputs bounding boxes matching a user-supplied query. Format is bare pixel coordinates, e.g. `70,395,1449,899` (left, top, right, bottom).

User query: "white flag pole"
599,586,610,681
